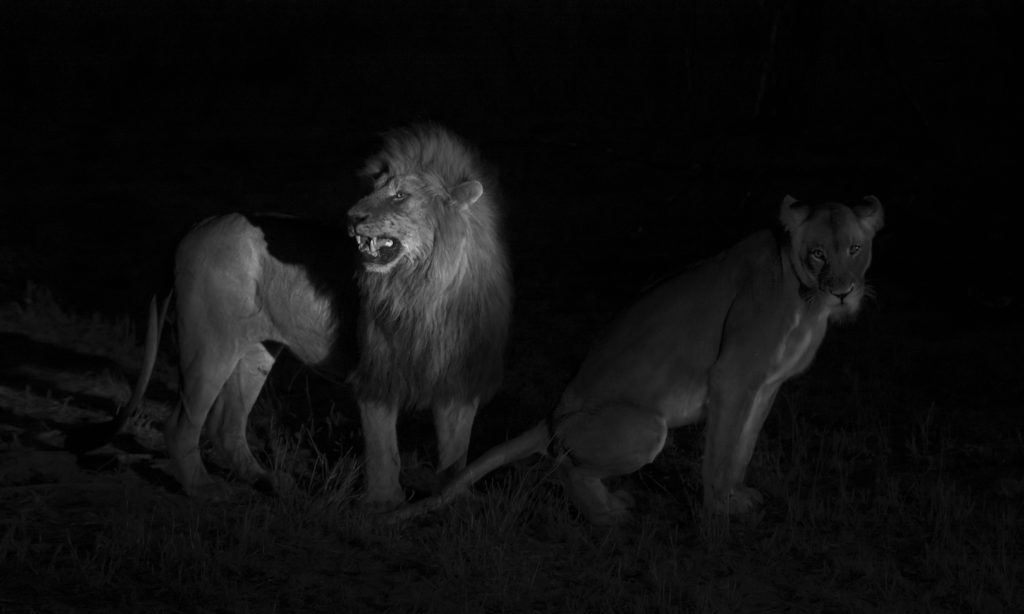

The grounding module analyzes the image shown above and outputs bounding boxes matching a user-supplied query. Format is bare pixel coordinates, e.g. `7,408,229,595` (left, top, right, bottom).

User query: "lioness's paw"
587,507,633,526
710,486,764,515
583,490,636,526
184,479,234,501
610,489,636,511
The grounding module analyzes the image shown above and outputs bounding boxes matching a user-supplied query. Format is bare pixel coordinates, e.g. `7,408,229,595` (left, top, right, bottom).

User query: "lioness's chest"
764,309,828,387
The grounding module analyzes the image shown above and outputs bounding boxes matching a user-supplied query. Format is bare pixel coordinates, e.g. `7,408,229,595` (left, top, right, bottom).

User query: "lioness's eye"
810,248,826,261
849,244,861,256
393,191,408,202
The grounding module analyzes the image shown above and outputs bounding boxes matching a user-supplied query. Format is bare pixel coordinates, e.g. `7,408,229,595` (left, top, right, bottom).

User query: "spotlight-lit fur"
391,196,883,525
160,124,511,504
347,124,512,506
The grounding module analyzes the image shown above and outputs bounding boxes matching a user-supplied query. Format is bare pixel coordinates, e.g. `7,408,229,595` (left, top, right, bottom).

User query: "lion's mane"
351,124,512,410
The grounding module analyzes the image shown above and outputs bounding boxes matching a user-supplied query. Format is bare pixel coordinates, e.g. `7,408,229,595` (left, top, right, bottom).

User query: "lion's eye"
810,248,827,261
849,244,861,256
393,191,408,202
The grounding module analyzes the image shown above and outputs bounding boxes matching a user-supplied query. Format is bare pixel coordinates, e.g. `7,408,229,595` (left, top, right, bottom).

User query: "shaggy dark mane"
351,124,512,410
359,123,488,201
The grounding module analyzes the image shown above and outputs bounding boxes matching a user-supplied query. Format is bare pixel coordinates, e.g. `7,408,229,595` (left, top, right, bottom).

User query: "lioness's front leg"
703,380,778,514
359,400,404,508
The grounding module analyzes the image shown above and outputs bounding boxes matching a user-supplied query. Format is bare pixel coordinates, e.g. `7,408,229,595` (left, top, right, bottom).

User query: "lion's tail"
385,420,551,523
64,293,172,454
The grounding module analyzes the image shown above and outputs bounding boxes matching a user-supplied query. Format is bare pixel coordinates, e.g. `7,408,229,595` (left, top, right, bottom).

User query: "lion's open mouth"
354,234,401,266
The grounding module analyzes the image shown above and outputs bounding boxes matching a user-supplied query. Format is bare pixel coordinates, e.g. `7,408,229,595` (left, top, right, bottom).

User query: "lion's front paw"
254,471,297,497
709,486,764,515
359,490,406,513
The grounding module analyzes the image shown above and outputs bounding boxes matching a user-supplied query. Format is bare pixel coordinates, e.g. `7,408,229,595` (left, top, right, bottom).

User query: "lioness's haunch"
91,124,512,503
392,195,883,525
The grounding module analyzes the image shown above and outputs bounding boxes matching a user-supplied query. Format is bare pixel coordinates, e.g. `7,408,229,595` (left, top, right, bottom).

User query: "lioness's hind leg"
558,404,667,524
207,344,276,486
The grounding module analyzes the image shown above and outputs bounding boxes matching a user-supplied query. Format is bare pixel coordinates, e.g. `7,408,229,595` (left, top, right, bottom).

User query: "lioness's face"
348,175,436,274
782,197,884,320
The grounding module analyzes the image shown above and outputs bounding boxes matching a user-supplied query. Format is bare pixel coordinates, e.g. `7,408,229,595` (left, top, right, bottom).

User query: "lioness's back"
566,231,778,408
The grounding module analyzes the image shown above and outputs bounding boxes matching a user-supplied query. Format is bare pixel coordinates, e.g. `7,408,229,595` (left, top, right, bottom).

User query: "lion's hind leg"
558,403,668,525
166,346,241,497
206,344,289,493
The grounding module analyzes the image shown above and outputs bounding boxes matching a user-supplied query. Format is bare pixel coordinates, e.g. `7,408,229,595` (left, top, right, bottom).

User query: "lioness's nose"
831,284,855,301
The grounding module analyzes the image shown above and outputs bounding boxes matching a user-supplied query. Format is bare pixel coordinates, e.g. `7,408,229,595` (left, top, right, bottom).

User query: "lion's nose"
346,212,368,237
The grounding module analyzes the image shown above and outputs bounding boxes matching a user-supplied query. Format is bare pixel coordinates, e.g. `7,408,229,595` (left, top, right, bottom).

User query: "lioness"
393,195,883,524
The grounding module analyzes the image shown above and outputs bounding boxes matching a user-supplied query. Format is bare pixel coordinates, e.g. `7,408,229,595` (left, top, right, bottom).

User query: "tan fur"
393,195,883,525
163,124,511,504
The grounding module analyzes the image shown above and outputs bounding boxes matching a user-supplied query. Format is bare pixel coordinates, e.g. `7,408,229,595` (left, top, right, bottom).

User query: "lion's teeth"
354,234,394,256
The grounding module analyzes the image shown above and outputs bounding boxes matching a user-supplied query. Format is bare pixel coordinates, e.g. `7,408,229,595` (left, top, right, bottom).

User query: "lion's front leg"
358,400,405,509
702,381,779,514
433,398,479,484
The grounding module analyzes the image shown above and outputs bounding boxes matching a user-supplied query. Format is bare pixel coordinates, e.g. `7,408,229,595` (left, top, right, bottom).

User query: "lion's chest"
764,309,828,387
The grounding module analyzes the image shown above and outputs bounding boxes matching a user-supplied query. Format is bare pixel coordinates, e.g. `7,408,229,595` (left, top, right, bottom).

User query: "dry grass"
1,288,1021,613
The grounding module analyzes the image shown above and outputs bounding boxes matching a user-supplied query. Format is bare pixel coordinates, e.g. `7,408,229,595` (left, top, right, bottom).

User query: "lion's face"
347,175,438,274
348,172,485,275
781,195,884,320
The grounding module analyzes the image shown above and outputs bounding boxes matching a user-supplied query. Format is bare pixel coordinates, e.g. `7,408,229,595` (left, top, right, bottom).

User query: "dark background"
2,4,1023,609
1,0,1022,428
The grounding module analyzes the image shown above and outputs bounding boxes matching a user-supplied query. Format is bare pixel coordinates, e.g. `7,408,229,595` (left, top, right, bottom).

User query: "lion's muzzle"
353,232,402,266
347,209,403,268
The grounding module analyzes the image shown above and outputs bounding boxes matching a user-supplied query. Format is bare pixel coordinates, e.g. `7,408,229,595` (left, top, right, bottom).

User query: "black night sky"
1,1,1022,611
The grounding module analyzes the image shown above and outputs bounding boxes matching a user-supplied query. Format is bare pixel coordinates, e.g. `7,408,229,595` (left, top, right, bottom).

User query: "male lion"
392,195,883,524
81,124,511,506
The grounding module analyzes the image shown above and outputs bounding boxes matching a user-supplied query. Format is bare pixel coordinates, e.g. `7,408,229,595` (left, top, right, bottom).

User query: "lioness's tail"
386,421,551,522
64,293,172,454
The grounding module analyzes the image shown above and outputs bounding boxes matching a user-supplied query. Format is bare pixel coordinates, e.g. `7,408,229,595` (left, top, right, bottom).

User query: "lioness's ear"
450,180,484,209
779,195,810,234
853,195,884,234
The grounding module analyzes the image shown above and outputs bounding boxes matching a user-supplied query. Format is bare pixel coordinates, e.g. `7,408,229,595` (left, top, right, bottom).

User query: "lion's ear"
853,195,884,234
779,195,810,234
450,180,484,209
